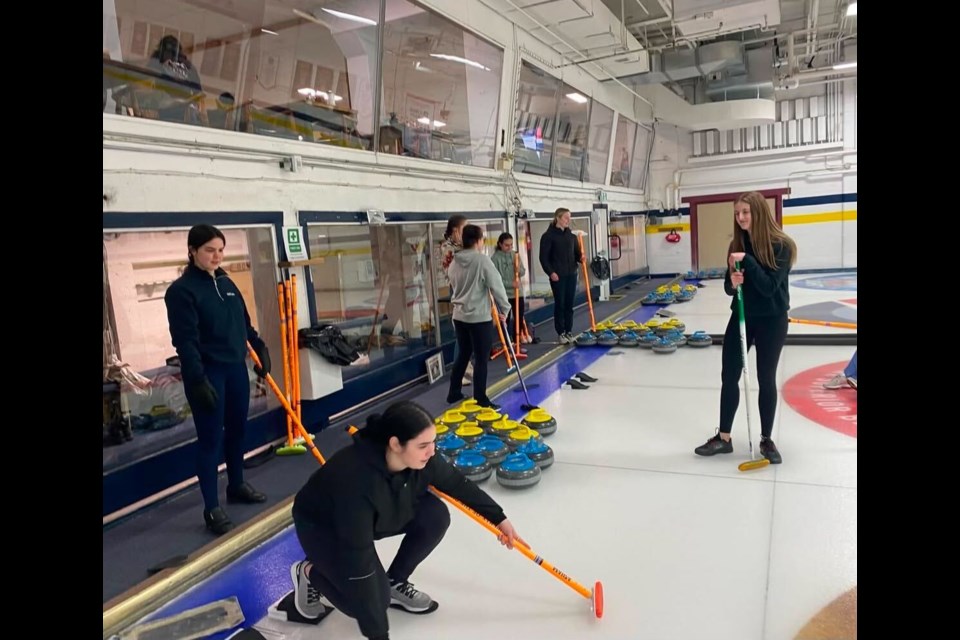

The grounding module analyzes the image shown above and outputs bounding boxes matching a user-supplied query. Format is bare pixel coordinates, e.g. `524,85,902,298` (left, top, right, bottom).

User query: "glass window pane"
380,0,503,167
552,84,590,181
307,222,438,380
584,101,613,184
610,216,647,277
522,215,592,305
610,116,637,187
629,123,652,190
103,226,279,467
514,62,559,176
103,0,378,150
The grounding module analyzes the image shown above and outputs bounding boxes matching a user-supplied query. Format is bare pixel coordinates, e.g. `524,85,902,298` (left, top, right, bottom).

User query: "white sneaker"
463,362,474,386
822,373,850,390
558,333,570,344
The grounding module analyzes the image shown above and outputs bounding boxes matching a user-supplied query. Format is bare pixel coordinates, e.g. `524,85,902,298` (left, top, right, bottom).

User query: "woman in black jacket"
538,208,582,343
164,224,271,535
694,192,797,464
290,400,522,640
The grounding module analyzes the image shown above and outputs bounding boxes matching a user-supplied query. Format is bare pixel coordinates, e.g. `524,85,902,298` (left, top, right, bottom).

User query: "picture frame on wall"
426,352,444,385
220,42,242,82
200,39,223,76
131,21,148,57
292,60,314,98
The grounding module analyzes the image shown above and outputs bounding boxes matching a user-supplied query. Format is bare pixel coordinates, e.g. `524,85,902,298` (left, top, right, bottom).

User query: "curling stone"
664,319,686,332
452,451,493,483
651,337,677,354
454,422,485,444
458,399,482,420
475,409,503,432
436,434,467,461
488,417,523,440
516,440,554,469
687,331,713,347
576,331,599,346
506,426,544,451
641,292,659,305
597,330,620,346
468,435,509,465
639,332,659,348
521,409,557,436
663,329,687,346
618,330,640,347
435,423,450,438
496,452,542,489
438,411,467,429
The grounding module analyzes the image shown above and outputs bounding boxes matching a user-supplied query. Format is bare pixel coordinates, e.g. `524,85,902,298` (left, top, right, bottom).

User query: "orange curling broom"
344,426,604,618
789,317,857,330
733,261,770,472
572,230,596,331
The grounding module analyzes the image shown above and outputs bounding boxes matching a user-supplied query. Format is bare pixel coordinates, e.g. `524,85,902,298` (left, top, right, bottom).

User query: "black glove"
189,378,219,412
252,342,271,379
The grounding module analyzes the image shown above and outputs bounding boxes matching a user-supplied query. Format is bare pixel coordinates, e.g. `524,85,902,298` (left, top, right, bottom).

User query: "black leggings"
449,319,494,405
549,274,577,335
719,313,788,438
294,493,451,637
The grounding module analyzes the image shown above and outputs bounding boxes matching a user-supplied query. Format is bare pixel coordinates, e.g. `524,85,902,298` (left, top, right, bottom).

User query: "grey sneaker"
822,373,851,390
290,561,326,619
390,580,437,614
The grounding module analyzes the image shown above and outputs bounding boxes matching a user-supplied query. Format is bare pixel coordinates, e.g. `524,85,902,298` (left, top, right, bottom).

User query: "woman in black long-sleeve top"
694,192,798,464
538,207,582,343
289,401,523,640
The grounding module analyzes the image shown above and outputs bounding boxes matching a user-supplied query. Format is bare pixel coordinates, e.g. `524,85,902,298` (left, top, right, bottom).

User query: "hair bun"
365,413,382,430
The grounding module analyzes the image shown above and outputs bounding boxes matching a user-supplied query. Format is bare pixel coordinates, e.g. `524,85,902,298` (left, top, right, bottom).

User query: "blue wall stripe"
783,193,857,208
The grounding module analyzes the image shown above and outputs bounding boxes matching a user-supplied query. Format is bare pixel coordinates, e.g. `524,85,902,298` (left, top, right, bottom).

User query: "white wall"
643,80,857,274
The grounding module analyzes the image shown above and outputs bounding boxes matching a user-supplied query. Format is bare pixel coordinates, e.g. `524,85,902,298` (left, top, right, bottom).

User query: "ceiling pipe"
489,0,656,113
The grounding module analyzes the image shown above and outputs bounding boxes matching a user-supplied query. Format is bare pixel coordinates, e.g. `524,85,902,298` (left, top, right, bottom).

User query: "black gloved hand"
252,342,271,379
189,378,219,412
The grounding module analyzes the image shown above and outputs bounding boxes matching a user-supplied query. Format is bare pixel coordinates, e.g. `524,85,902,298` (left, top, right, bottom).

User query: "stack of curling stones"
433,403,558,489
641,283,698,305
576,319,647,348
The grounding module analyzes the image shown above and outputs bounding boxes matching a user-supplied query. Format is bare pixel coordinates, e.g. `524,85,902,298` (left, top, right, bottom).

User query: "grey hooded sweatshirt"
449,248,512,324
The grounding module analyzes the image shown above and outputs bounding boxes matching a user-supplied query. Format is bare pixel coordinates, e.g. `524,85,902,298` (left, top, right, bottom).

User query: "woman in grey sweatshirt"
446,225,511,409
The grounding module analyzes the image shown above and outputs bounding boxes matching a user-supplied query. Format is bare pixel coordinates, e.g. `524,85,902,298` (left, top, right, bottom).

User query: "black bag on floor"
591,255,611,281
299,324,361,366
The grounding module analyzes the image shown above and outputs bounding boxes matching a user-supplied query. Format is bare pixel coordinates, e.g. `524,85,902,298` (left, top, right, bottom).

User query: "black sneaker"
477,400,500,411
226,482,267,504
759,437,782,464
695,433,733,456
204,506,235,535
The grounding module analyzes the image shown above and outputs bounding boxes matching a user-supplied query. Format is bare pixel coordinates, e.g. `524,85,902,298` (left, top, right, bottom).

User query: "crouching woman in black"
290,401,522,640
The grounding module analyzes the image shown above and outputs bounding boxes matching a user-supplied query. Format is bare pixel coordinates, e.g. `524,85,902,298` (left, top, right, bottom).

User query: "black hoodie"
292,436,506,638
164,263,265,386
539,224,583,277
723,234,793,318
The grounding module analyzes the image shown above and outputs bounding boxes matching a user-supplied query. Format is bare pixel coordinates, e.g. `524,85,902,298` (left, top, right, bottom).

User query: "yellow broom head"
738,458,771,472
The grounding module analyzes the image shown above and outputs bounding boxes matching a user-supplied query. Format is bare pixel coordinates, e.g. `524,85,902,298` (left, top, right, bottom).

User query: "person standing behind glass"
164,224,271,535
538,208,582,344
440,215,472,385
446,225,511,409
146,35,205,124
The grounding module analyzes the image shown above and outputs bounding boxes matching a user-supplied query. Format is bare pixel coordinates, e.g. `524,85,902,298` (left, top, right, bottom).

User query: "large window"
609,215,648,277
610,115,637,187
584,101,613,183
380,0,503,167
103,0,503,164
513,62,560,177
102,226,280,468
521,215,594,311
306,222,440,379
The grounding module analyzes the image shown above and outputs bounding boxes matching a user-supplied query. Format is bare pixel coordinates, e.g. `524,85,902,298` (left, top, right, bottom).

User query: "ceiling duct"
616,40,745,85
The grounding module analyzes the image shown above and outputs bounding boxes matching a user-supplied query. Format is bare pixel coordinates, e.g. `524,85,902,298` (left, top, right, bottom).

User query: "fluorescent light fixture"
417,117,446,128
833,61,857,70
261,28,279,35
321,8,377,26
429,53,490,71
846,2,857,16
565,92,588,104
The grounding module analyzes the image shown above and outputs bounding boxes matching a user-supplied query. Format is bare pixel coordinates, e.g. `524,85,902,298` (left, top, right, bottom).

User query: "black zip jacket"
539,224,583,277
164,263,265,386
292,436,506,638
723,235,792,318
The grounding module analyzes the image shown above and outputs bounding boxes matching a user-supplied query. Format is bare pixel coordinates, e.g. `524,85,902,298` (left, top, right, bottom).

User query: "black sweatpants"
449,319,495,405
719,312,788,438
549,274,578,336
295,493,451,638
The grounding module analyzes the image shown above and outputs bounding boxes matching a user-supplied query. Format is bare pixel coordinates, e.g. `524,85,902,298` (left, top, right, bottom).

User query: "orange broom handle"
789,317,857,330
513,253,521,343
576,234,596,331
248,343,326,465
429,487,593,600
291,274,302,424
277,283,294,447
490,293,513,369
